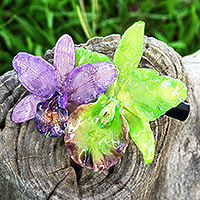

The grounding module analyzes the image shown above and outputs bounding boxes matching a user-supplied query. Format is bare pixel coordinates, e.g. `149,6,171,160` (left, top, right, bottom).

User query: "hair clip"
12,21,189,171
165,101,190,121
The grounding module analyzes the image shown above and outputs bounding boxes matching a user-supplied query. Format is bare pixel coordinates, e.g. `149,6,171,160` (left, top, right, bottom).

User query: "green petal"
123,108,155,165
75,47,112,67
65,94,129,171
111,21,144,95
117,68,188,121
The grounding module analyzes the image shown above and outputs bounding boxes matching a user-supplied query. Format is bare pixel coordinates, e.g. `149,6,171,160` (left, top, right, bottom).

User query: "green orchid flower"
65,21,187,171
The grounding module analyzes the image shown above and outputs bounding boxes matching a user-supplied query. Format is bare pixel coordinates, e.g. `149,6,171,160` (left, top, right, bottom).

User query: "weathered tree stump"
0,35,199,200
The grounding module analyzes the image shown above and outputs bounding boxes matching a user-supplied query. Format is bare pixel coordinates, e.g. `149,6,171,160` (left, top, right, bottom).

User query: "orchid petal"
123,108,155,165
12,52,60,97
54,34,75,84
114,21,144,74
35,91,68,138
107,21,145,96
65,94,129,171
12,94,44,123
75,47,112,67
63,62,117,113
117,68,187,121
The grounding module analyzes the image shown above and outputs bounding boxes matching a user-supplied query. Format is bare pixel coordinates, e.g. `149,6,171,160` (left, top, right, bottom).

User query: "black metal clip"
165,101,190,121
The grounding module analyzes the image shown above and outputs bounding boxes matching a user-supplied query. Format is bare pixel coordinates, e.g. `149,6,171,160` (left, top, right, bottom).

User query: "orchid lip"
64,94,129,171
35,90,68,138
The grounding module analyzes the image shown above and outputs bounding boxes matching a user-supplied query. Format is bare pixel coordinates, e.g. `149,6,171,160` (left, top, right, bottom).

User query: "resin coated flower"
65,21,188,170
12,34,117,138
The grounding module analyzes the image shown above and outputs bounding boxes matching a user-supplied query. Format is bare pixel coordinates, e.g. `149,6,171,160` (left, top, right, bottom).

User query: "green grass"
0,0,200,75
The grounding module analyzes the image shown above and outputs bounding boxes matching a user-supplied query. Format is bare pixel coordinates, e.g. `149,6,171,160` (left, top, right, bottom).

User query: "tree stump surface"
0,35,199,200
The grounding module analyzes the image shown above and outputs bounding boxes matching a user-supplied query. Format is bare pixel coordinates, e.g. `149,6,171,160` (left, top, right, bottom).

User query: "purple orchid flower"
12,34,117,138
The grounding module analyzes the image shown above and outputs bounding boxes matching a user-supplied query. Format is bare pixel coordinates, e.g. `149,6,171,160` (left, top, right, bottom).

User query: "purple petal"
63,62,117,112
35,91,68,138
12,52,60,97
12,94,44,123
54,34,75,84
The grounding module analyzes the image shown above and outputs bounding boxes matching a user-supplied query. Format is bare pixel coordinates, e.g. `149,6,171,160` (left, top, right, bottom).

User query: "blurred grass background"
0,0,200,75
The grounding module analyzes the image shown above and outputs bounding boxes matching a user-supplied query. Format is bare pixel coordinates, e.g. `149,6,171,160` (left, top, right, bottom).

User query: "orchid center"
99,99,120,127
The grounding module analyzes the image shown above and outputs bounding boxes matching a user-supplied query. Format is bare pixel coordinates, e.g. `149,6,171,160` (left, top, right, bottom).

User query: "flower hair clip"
12,21,189,171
